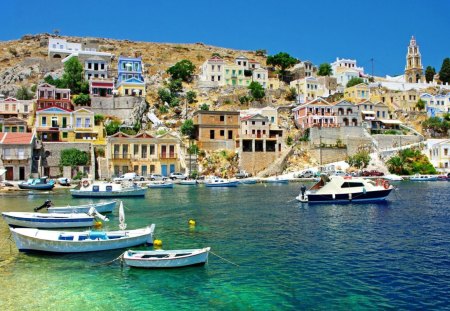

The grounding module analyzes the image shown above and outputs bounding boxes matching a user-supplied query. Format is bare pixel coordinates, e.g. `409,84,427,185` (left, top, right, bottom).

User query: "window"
51,117,58,127
101,63,105,70
5,104,9,111
85,118,91,128
210,130,215,139
220,130,225,136
134,144,139,156
228,130,233,139
12,104,16,111
149,144,155,155
211,65,215,71
262,121,265,125
76,118,82,127
445,148,448,156
24,105,28,112
62,132,68,139
211,76,215,82
220,115,225,122
142,145,147,158
341,182,365,188
252,121,255,125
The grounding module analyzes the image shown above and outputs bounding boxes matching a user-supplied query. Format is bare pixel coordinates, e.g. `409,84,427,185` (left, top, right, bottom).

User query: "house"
420,93,450,117
344,83,370,103
290,77,325,103
240,106,278,126
0,97,33,119
70,108,105,145
116,56,146,96
199,56,226,87
48,38,82,59
237,113,284,174
289,61,317,80
332,100,361,127
427,139,450,172
84,57,110,80
106,131,182,177
89,78,115,97
355,100,393,132
36,83,73,111
0,117,28,133
0,132,35,181
371,87,421,111
193,110,240,151
224,63,248,87
252,67,268,88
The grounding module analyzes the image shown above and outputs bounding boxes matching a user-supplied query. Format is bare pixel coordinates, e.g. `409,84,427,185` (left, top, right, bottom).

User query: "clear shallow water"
0,182,449,310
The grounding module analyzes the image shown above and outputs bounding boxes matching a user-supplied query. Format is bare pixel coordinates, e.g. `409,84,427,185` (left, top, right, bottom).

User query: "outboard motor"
34,200,53,212
300,185,307,200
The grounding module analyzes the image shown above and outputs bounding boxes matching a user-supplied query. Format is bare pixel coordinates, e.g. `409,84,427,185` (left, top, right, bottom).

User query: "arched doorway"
343,118,349,126
53,54,61,59
346,108,353,115
352,118,358,126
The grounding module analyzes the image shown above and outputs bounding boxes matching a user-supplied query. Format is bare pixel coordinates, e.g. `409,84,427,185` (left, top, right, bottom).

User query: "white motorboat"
409,174,439,181
123,247,210,268
35,200,117,214
384,174,404,181
9,224,155,253
147,181,174,188
264,176,289,184
179,179,197,185
204,177,239,187
239,178,258,184
71,181,146,198
296,175,393,203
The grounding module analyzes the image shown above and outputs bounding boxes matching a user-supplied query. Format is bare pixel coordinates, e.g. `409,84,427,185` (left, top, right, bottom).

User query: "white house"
426,139,450,172
420,93,450,117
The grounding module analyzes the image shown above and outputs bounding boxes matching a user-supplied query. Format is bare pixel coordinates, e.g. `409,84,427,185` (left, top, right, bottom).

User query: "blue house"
116,56,146,96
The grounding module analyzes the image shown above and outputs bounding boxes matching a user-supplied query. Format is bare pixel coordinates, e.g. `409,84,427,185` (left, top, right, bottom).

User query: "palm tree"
386,156,404,174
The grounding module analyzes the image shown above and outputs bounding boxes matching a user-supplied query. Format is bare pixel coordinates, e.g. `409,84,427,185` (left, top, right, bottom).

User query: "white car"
148,174,167,181
113,172,140,183
170,172,187,180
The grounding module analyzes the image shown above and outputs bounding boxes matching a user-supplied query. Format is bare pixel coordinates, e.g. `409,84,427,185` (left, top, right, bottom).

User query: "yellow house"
106,131,182,178
68,108,105,145
35,107,72,142
116,79,146,97
344,83,370,103
290,77,325,102
224,64,250,87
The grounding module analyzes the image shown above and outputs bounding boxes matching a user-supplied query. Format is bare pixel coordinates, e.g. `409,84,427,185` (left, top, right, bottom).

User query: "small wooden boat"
265,177,289,184
204,178,239,187
123,247,210,268
36,200,117,214
71,181,146,198
179,179,197,185
2,212,97,228
18,177,55,190
9,224,155,253
57,177,71,186
147,181,174,188
409,174,438,181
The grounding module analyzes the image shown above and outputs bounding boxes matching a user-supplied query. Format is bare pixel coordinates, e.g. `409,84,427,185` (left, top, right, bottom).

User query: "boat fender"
154,239,163,247
332,193,335,200
349,193,352,201
94,221,102,229
82,180,90,188
363,187,366,194
383,180,390,190
188,219,196,226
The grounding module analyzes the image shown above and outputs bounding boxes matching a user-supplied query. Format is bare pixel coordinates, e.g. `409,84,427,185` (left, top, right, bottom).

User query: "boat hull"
70,188,146,198
297,189,393,204
18,184,55,190
10,225,155,253
179,180,197,185
205,181,239,187
265,179,289,184
124,248,210,268
47,201,117,214
147,183,174,188
2,212,94,228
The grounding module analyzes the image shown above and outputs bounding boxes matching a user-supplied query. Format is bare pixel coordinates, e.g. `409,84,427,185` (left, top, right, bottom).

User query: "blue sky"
1,0,449,76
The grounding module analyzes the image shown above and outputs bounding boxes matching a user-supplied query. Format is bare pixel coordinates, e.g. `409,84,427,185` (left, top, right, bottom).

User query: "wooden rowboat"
123,247,210,268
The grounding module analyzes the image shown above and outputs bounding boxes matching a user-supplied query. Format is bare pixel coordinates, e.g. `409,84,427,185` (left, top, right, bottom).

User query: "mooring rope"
91,253,124,267
210,251,239,267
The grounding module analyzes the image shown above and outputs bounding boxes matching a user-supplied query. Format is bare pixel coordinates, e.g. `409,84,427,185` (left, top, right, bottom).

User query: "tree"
285,87,297,101
158,88,172,104
60,148,89,167
416,99,425,110
105,120,122,136
168,78,183,94
62,57,84,94
44,75,66,88
73,94,90,106
181,119,195,139
94,114,105,125
425,66,436,83
346,150,370,169
266,52,298,76
167,60,196,82
439,58,450,84
200,103,209,111
248,81,265,101
16,86,33,100
346,77,365,88
317,63,333,76
186,90,197,104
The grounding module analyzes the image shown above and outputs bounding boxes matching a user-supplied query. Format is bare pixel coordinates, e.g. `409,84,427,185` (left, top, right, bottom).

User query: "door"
161,145,167,158
5,167,13,180
19,167,25,180
169,164,175,174
161,165,167,177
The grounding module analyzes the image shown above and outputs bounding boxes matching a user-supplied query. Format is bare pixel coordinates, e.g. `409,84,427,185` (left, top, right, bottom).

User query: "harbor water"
0,181,449,310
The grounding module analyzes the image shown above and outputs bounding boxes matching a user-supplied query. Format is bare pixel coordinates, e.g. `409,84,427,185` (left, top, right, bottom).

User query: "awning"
361,110,375,114
379,119,403,125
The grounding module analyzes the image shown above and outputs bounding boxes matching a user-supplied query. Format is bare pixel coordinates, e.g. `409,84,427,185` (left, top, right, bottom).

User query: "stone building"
193,110,240,151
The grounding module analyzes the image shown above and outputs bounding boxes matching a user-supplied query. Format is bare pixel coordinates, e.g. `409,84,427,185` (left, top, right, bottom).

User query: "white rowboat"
10,224,155,253
2,212,96,228
47,201,117,214
123,247,210,268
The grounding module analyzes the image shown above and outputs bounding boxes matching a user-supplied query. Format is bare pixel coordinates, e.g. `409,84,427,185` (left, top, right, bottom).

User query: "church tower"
405,36,424,83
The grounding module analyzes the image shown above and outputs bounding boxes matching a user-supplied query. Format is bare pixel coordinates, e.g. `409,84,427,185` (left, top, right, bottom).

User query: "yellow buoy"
153,239,163,247
188,219,196,226
94,221,102,229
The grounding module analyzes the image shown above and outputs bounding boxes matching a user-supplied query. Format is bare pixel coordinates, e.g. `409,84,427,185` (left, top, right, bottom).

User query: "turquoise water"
1,182,450,310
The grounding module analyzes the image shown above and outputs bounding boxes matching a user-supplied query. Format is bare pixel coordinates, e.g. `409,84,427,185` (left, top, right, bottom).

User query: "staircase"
256,146,294,177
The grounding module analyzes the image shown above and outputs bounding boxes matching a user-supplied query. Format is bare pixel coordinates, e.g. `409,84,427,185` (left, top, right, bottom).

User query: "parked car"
148,174,167,181
170,172,187,180
113,172,139,183
362,170,384,177
235,170,251,179
333,170,347,176
297,169,316,178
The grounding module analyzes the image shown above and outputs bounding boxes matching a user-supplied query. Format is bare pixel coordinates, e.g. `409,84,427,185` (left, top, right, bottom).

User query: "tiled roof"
0,132,34,145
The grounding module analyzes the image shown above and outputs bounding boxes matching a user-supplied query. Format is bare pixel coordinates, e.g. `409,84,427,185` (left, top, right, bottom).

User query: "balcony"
159,153,177,159
2,153,31,160
112,153,131,160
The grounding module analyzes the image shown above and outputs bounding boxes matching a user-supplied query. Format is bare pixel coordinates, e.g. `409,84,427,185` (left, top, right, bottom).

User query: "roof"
0,132,34,145
379,119,403,125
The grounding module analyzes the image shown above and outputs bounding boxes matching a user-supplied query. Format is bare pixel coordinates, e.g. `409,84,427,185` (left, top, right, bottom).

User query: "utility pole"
319,135,323,171
370,58,374,80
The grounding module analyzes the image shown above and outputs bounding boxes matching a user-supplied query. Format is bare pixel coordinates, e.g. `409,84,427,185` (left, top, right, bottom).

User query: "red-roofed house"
0,132,36,181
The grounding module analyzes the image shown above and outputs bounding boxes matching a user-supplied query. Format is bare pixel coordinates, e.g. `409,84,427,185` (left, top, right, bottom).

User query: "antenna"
370,58,374,80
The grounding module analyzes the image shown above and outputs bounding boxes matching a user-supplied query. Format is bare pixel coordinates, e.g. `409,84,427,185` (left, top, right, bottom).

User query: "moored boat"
123,247,210,268
384,174,404,181
409,174,439,181
2,212,98,228
179,179,197,185
9,224,155,253
46,201,117,214
147,181,174,188
296,175,393,203
239,178,258,184
18,177,55,191
70,181,146,198
204,178,239,187
264,176,289,184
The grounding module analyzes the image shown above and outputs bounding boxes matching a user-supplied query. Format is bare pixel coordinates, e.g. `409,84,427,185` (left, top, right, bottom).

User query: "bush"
286,136,293,146
186,90,197,104
94,114,105,125
105,120,121,136
159,105,168,114
60,148,89,167
73,94,90,106
200,103,209,111
158,88,172,104
346,77,365,87
167,60,195,82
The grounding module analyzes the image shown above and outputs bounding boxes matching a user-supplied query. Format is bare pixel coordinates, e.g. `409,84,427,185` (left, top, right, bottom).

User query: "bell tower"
405,36,424,83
